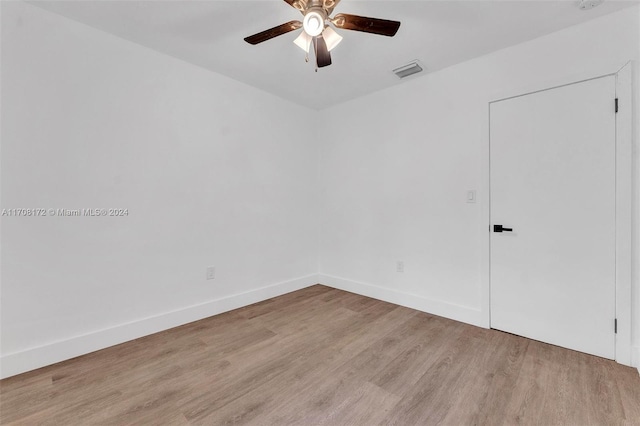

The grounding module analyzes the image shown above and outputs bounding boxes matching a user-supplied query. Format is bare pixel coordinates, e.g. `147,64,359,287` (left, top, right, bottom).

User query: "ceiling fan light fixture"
322,26,343,51
303,10,325,36
294,31,312,53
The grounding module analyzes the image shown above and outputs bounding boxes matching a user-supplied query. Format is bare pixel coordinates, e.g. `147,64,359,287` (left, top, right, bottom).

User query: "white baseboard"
0,274,319,379
319,274,484,328
632,345,640,375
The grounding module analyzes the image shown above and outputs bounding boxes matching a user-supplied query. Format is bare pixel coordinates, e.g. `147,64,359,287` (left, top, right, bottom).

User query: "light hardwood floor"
1,285,639,425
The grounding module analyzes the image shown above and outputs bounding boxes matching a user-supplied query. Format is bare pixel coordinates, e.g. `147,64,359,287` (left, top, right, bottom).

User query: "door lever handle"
494,224,513,233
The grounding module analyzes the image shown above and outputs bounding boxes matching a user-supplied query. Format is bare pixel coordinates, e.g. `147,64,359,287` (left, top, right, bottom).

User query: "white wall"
319,6,640,366
2,2,639,379
0,1,319,378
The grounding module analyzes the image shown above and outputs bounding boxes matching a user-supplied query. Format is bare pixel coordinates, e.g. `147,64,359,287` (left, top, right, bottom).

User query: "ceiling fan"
244,0,401,69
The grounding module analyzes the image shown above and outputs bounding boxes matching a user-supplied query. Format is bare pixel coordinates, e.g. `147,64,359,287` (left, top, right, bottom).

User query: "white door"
490,76,616,359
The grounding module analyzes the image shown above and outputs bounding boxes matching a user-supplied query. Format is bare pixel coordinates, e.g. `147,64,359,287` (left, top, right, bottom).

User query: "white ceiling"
29,0,637,109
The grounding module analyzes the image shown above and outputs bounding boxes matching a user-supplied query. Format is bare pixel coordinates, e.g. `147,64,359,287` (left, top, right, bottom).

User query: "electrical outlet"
206,266,216,280
396,261,404,273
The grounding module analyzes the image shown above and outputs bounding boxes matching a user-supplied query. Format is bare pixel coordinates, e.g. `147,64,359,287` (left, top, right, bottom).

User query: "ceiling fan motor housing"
296,0,335,15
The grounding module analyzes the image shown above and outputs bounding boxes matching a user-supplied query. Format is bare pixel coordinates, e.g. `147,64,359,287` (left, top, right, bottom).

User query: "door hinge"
615,98,618,113
614,318,617,334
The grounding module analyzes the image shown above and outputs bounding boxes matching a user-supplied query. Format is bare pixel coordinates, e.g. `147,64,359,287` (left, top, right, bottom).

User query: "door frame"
480,61,634,366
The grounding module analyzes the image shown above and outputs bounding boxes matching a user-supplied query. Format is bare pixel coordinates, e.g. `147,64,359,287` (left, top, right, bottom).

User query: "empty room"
1,0,640,424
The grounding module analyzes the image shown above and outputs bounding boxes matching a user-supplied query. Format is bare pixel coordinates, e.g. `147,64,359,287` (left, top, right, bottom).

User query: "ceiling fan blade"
244,20,303,45
313,35,332,68
331,13,401,37
323,0,341,15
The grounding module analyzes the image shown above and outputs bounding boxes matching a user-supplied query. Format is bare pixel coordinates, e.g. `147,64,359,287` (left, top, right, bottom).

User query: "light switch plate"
206,266,216,280
467,190,476,203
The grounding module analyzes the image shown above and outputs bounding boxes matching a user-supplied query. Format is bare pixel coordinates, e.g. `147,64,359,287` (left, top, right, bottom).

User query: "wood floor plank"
234,284,333,320
616,361,640,423
316,381,401,426
378,326,480,425
440,330,530,426
2,284,639,425
370,312,462,395
178,306,365,423
192,304,415,425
